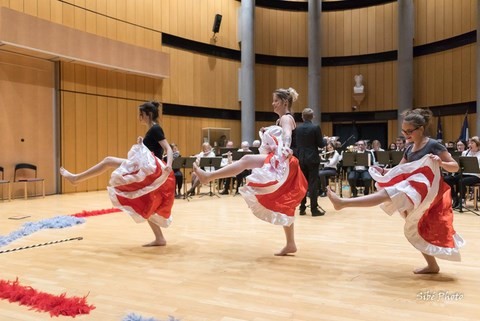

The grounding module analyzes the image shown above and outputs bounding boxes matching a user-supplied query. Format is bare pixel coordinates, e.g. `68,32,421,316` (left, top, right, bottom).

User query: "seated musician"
219,141,236,195
455,140,467,153
318,142,340,197
169,143,183,198
347,140,374,197
187,142,216,196
233,141,253,194
444,136,480,209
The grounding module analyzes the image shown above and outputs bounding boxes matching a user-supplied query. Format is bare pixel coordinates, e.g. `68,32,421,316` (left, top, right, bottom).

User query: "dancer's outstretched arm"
194,154,266,184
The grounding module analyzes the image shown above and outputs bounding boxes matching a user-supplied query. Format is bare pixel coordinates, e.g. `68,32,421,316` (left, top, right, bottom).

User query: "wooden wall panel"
415,0,476,45
0,51,55,197
161,47,240,109
254,65,308,114
255,7,307,57
162,115,242,158
1,0,478,194
321,3,397,56
74,93,88,192
321,62,397,113
61,91,77,194
85,95,99,191
358,8,369,54
95,96,109,190
414,44,475,108
435,114,476,143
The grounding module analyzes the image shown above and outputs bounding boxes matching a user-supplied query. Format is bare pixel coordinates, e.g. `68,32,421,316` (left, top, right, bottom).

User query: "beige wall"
0,51,55,197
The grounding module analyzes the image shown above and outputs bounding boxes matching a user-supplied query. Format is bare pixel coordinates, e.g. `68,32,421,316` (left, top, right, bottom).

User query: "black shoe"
320,192,327,197
453,202,463,210
219,189,229,195
186,189,195,197
299,208,306,215
452,199,459,208
311,209,325,217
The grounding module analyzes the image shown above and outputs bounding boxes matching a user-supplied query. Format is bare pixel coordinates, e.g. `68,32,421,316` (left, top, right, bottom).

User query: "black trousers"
444,173,480,201
347,169,372,196
318,167,337,192
300,162,320,209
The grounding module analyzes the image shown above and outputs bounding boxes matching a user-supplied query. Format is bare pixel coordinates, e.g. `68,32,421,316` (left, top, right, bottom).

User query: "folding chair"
0,166,11,201
14,163,45,199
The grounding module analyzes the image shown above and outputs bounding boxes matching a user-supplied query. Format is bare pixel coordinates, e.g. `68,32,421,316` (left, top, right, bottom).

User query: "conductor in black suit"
296,108,325,216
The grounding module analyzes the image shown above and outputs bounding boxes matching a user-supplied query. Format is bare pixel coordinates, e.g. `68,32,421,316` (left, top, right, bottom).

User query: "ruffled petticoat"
240,153,307,226
370,155,465,261
108,143,175,228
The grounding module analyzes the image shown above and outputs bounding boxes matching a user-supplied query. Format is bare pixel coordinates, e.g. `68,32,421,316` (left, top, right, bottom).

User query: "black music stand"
342,152,369,168
389,151,404,167
455,157,480,215
232,150,253,161
341,152,370,197
173,157,197,201
198,157,222,198
219,148,237,156
374,151,390,167
450,151,462,163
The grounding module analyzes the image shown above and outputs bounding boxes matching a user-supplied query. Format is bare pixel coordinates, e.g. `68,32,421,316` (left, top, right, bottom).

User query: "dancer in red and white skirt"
328,108,464,274
194,125,307,256
60,101,175,247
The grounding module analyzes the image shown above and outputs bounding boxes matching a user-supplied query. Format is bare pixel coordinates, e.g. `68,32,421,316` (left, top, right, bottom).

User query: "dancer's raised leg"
143,221,167,247
193,154,266,184
327,187,390,210
60,156,125,185
275,224,297,256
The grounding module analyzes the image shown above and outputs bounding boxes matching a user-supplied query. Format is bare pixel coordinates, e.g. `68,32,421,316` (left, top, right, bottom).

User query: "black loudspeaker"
212,14,222,33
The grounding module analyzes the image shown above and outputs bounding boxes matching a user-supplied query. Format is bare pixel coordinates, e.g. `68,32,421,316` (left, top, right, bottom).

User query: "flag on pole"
459,112,469,141
436,116,443,140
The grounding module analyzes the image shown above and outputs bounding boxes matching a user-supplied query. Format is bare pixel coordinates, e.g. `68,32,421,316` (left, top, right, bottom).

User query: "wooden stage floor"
0,191,479,321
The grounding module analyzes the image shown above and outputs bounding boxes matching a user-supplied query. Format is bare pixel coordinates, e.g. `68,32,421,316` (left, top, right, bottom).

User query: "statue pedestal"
353,93,365,107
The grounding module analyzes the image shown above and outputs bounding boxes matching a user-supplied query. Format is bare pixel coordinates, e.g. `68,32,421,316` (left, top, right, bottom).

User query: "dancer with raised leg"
60,101,175,247
195,87,306,256
194,125,307,256
327,108,464,274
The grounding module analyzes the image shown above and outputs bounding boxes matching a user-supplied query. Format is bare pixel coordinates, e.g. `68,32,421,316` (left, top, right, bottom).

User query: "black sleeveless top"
143,124,166,158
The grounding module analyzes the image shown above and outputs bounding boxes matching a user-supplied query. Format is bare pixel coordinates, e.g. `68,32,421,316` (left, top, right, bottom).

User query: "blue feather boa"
0,215,85,247
122,313,180,321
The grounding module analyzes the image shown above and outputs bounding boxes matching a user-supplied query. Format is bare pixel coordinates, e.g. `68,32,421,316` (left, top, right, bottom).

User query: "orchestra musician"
318,142,340,197
347,140,374,197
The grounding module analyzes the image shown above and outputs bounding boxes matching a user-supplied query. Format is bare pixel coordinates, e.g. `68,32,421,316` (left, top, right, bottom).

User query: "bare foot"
193,162,211,184
59,167,79,185
413,265,440,274
327,187,345,210
274,244,297,256
142,239,167,247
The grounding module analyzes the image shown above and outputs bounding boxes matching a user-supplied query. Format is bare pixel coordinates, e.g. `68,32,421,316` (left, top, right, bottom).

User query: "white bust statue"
353,74,364,94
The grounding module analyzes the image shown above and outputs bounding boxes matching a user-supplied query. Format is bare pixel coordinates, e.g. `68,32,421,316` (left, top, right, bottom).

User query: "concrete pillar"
308,0,322,125
239,0,255,143
397,0,414,134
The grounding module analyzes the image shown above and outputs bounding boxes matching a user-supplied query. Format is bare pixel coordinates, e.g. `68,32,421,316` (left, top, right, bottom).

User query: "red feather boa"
0,278,95,317
71,208,121,218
